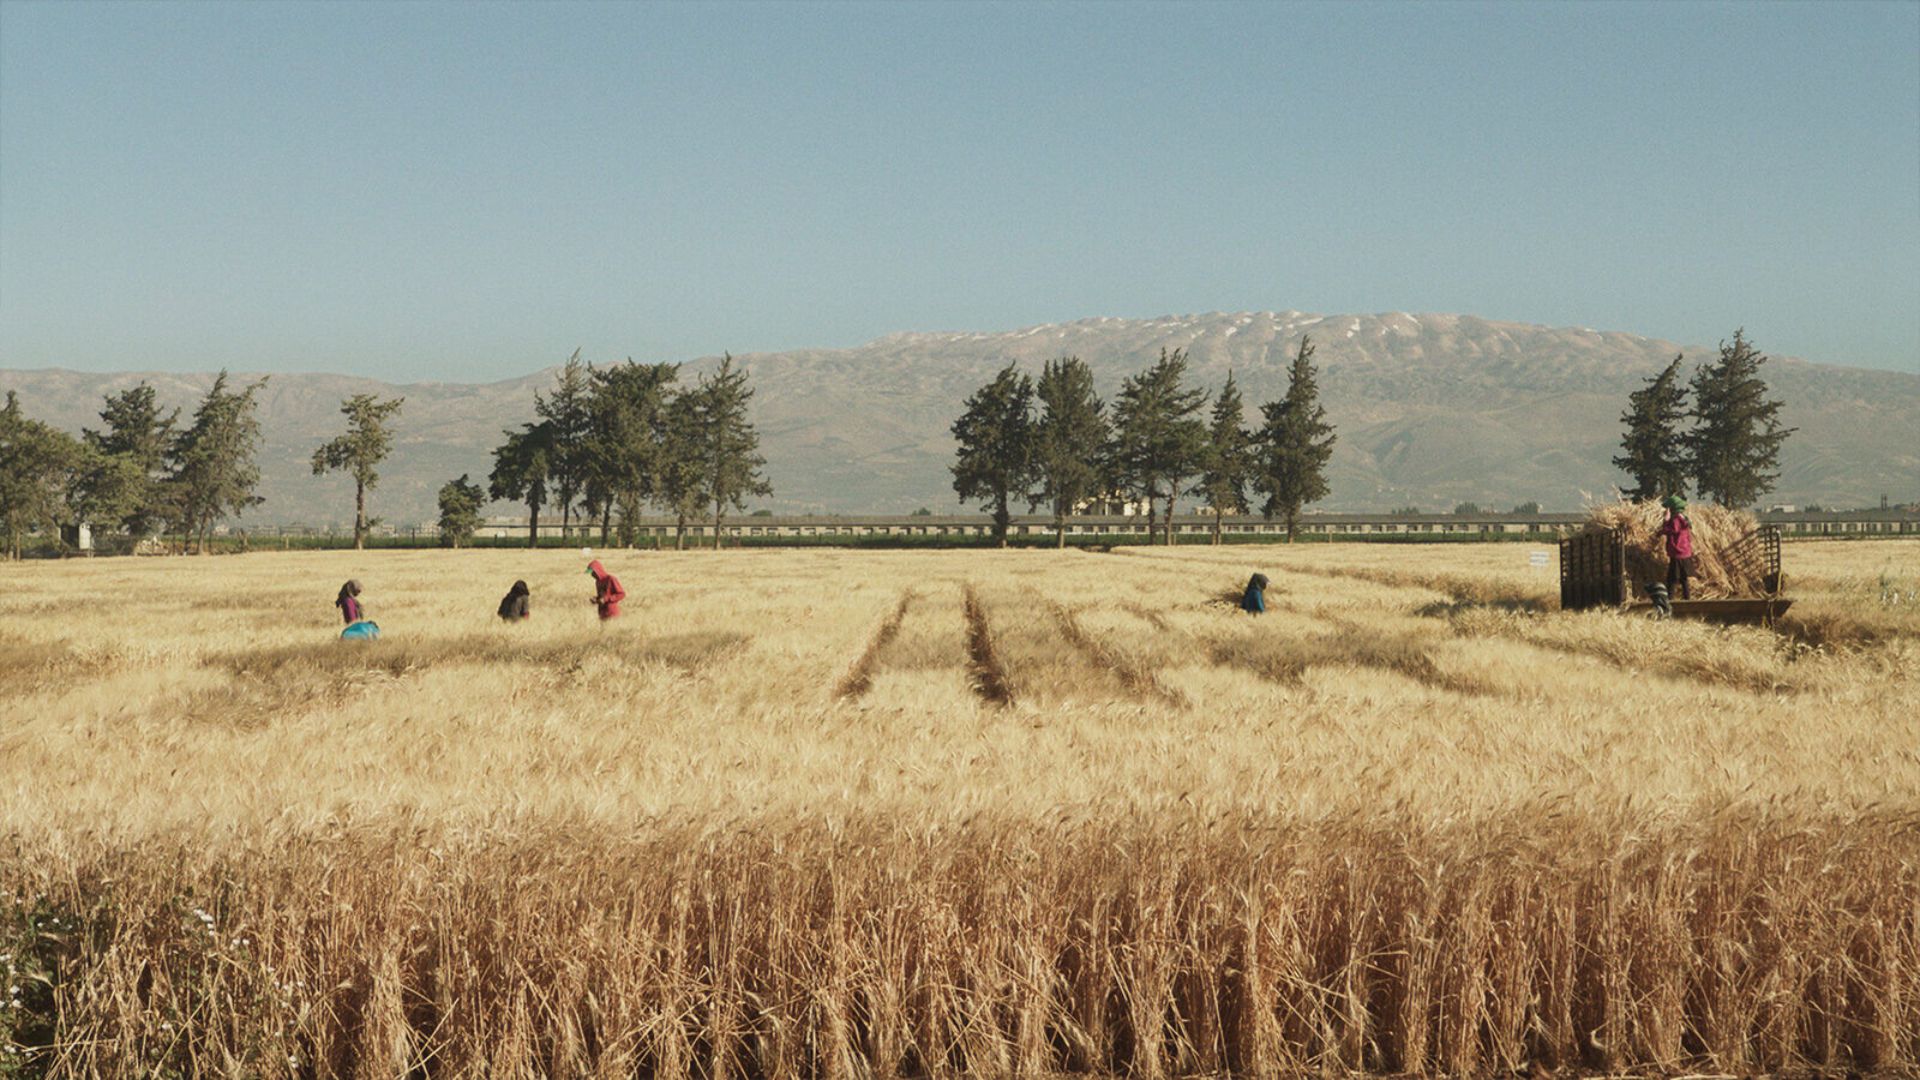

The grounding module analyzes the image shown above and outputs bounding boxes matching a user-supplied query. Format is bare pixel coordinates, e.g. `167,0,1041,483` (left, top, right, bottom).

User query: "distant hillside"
5,312,1916,526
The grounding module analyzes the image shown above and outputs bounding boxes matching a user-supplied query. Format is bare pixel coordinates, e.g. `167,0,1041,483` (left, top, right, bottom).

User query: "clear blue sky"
2,0,1916,379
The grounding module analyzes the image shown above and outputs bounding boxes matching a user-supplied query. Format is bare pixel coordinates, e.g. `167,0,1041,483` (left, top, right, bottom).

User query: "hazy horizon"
3,1,1916,380
4,307,1916,385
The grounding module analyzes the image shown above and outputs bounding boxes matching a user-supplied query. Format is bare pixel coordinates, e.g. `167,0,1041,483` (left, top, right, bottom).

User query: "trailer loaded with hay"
1559,500,1792,624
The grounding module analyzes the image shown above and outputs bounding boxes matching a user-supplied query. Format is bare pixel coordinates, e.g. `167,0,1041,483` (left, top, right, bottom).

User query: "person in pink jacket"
1658,495,1695,600
587,560,625,620
334,579,365,624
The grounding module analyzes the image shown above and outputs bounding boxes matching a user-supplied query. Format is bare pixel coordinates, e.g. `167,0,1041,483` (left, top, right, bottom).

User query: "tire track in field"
1050,602,1186,707
834,590,915,700
1122,602,1173,632
1204,615,1503,698
962,585,1016,707
1317,612,1505,698
1204,635,1310,686
1289,563,1552,612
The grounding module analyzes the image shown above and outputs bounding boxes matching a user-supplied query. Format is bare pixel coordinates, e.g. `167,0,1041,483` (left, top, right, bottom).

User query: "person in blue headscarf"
1240,573,1269,615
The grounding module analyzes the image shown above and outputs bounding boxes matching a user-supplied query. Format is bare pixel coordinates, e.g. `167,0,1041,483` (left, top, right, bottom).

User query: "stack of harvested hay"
1584,499,1766,599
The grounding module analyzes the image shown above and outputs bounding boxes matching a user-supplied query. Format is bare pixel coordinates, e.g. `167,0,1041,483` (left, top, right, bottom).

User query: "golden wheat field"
3,540,1918,1078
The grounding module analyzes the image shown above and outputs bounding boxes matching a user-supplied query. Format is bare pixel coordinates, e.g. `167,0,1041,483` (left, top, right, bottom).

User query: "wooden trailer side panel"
1559,529,1628,611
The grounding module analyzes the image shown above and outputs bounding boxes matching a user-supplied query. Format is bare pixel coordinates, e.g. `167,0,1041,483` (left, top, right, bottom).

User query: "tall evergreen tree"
584,361,679,544
1612,356,1691,500
488,421,554,548
310,393,404,549
0,392,84,559
656,389,710,550
1192,371,1252,545
1684,329,1794,508
950,362,1036,547
535,350,593,537
436,474,486,548
1253,337,1337,541
63,441,143,547
83,382,178,538
697,354,772,550
1031,356,1107,548
1109,348,1208,545
167,371,268,553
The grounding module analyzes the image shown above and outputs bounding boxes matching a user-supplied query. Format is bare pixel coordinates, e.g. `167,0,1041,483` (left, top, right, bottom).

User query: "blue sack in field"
340,620,381,641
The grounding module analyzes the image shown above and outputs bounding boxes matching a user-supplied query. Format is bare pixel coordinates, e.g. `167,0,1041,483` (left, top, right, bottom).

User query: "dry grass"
2,541,1918,1077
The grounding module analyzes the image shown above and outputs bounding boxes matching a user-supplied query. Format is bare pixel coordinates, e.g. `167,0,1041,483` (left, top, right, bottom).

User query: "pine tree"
1685,330,1794,508
950,362,1036,547
167,371,268,553
699,354,772,550
585,361,679,544
1253,337,1337,541
436,474,486,548
1192,371,1251,545
1109,348,1208,545
1031,356,1107,548
310,394,404,549
0,392,84,558
488,421,554,548
535,350,593,538
1612,355,1690,500
656,389,710,550
83,382,178,539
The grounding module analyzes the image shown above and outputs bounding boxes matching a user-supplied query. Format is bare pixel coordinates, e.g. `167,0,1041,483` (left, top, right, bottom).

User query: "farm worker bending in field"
498,580,531,621
1241,573,1269,614
335,580,366,624
588,560,625,620
335,579,380,640
1659,496,1695,601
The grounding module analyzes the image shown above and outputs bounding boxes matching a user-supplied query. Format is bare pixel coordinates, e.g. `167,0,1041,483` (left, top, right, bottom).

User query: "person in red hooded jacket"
587,560,625,619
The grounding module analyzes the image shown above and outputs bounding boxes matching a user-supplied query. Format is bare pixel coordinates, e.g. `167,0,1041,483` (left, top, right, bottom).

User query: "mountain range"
4,311,1916,526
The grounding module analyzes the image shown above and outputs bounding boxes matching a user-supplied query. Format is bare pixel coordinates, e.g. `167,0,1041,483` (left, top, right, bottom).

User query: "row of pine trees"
0,374,268,559
949,327,1796,549
449,351,771,550
1613,330,1794,507
0,327,1807,558
0,351,772,556
949,339,1337,546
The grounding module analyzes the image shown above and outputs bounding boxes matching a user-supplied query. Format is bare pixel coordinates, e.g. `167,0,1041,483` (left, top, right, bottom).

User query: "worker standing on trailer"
587,559,625,620
1659,496,1695,601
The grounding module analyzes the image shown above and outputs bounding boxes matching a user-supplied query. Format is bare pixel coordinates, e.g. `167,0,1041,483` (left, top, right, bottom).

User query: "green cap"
1662,495,1686,511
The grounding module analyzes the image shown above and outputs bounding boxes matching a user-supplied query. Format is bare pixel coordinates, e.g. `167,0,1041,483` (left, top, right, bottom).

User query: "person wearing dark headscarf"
1240,573,1269,615
335,579,366,625
587,560,625,620
498,580,531,622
